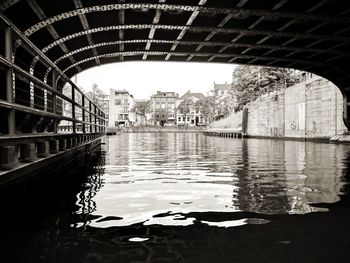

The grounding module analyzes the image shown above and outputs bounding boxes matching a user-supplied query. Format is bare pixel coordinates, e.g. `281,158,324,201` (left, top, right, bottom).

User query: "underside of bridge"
0,0,350,129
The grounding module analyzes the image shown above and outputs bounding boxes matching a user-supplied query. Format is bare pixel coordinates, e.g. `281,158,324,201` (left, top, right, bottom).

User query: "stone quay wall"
208,75,347,140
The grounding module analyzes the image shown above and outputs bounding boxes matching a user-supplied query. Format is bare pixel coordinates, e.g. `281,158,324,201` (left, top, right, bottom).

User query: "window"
124,99,128,105
156,104,160,109
115,99,121,105
178,117,181,121
187,116,190,121
183,117,185,121
161,103,166,109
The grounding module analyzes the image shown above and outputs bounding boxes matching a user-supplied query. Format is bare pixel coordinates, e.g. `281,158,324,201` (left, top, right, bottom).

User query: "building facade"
108,89,135,127
212,82,235,120
176,90,206,126
151,91,179,126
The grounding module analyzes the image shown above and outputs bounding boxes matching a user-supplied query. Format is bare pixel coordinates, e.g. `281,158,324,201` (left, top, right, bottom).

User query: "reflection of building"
176,90,206,126
151,91,178,126
108,89,135,127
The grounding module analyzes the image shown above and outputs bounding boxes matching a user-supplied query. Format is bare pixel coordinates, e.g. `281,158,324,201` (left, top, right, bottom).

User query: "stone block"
49,140,59,154
0,146,18,170
72,137,78,147
20,143,36,163
59,139,66,151
66,138,72,149
37,141,50,158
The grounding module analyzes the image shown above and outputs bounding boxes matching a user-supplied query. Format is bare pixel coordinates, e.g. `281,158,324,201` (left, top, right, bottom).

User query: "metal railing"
0,12,106,136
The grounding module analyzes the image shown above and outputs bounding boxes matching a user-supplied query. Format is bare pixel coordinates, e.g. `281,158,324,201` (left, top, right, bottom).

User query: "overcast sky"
75,62,235,100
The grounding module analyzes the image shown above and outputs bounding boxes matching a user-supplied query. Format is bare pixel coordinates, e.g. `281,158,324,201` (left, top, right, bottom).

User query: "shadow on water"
1,134,350,263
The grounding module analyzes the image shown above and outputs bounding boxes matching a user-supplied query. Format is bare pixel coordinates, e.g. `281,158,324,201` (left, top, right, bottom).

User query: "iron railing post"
52,70,58,133
72,86,76,133
82,94,86,133
5,26,15,135
89,101,92,133
94,105,97,133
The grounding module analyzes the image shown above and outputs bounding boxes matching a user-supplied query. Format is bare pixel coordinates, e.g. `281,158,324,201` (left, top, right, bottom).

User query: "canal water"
2,133,350,262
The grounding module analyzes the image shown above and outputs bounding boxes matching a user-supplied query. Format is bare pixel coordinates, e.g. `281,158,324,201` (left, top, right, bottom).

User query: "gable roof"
180,90,206,100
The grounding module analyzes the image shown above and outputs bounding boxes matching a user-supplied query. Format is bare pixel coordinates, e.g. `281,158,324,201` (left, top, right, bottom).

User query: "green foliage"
132,100,151,125
87,83,106,108
232,65,301,111
154,109,168,122
195,97,215,124
132,100,150,116
177,99,194,115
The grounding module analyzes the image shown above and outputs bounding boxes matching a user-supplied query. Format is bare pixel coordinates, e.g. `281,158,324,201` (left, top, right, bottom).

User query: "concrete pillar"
37,141,50,158
59,139,66,151
20,143,36,163
49,140,59,154
0,146,18,169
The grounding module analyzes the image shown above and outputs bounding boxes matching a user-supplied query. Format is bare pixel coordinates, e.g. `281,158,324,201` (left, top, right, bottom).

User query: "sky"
74,62,235,100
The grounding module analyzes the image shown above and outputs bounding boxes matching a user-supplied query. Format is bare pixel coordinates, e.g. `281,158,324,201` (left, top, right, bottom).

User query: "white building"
176,90,206,126
108,89,135,127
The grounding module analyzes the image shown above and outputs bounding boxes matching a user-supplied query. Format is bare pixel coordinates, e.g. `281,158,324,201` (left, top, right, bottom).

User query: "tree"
195,97,215,124
177,99,194,126
87,83,106,108
154,109,168,126
232,65,302,111
132,100,150,125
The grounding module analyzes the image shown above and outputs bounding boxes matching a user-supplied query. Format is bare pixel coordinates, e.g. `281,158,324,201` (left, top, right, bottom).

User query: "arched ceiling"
1,0,350,91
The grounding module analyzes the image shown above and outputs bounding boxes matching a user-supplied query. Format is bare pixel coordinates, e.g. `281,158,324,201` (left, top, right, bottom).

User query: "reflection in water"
89,133,346,228
2,133,350,263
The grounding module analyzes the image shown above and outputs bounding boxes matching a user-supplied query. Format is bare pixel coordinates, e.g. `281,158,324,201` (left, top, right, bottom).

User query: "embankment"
207,75,347,141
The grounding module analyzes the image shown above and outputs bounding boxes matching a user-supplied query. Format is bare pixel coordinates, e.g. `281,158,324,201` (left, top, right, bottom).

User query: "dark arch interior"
0,0,350,129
